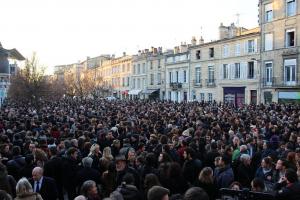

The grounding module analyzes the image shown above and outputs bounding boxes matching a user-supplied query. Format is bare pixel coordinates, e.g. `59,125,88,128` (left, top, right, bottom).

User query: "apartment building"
259,0,300,103
165,44,190,102
129,51,148,99
189,24,261,105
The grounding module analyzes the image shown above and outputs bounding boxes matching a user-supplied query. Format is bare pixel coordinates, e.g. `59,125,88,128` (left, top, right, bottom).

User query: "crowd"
0,98,299,200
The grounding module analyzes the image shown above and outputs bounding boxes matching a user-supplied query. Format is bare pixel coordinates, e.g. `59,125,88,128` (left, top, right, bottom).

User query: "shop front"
278,91,300,104
223,87,245,106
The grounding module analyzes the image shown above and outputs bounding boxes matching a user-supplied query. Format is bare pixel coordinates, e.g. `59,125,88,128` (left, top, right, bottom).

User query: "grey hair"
16,178,33,195
81,180,96,196
82,157,93,168
240,154,251,162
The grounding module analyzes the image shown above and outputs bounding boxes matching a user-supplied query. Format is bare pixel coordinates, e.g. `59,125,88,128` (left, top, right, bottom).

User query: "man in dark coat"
76,157,101,192
182,147,202,185
44,146,64,200
29,167,58,200
274,169,300,200
6,146,25,180
236,154,253,188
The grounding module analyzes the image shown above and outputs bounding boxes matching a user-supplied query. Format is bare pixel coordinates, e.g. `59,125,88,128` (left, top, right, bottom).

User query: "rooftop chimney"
191,36,197,46
199,36,204,44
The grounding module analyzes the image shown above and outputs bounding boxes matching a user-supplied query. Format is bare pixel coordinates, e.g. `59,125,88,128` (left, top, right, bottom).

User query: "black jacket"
76,167,101,189
275,182,300,200
29,176,58,200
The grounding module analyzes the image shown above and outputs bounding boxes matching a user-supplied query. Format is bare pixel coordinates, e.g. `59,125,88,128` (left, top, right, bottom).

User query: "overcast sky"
1,0,259,74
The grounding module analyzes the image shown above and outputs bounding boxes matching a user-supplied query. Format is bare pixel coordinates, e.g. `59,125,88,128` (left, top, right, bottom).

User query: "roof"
0,47,25,60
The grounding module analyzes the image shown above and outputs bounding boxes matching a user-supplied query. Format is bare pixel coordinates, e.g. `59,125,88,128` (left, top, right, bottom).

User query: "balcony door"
265,62,273,86
285,59,296,86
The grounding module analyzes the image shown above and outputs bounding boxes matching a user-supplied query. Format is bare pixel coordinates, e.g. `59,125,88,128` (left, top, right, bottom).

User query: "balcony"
193,80,202,87
262,77,300,88
170,82,182,90
206,79,216,87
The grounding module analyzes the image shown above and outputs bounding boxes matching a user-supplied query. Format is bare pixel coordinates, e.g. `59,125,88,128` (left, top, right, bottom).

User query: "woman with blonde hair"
194,167,216,200
99,147,114,172
15,178,43,200
88,144,102,170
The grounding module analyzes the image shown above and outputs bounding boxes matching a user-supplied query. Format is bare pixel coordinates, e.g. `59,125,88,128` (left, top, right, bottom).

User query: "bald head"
32,167,43,181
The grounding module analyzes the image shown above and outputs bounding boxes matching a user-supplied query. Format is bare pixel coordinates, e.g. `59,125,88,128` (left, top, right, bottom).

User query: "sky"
1,0,259,74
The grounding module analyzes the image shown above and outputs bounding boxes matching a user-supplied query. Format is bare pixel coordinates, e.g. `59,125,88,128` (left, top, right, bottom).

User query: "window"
196,50,201,59
235,63,241,79
287,0,296,17
127,77,130,86
286,29,295,47
122,64,125,72
169,72,172,83
265,62,273,85
137,64,141,74
223,64,229,79
150,61,153,70
284,59,296,85
127,63,130,71
192,90,196,100
223,45,229,57
265,33,273,51
183,70,187,83
133,78,136,89
158,59,161,68
208,93,213,103
235,43,241,56
150,74,154,85
248,61,254,79
157,73,161,85
176,71,179,83
265,3,273,22
168,91,171,100
142,63,146,73
200,93,205,102
248,40,255,53
209,48,214,58
208,66,215,82
195,67,201,84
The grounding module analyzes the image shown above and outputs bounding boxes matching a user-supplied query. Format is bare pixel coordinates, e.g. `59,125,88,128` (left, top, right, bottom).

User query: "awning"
128,89,142,95
121,90,129,95
142,89,159,94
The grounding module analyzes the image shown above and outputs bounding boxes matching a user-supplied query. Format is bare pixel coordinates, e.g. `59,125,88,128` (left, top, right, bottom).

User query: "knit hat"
147,186,169,200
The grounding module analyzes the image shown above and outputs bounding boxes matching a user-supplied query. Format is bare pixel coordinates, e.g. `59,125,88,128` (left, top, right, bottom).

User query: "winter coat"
215,166,234,189
14,192,43,200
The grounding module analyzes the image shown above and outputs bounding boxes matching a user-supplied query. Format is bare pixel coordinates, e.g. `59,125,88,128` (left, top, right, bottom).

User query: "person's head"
112,139,120,148
81,180,98,198
275,159,289,171
198,167,213,184
28,143,36,153
159,152,172,163
240,154,251,166
115,155,127,172
12,146,21,156
16,178,33,195
147,186,169,200
32,167,43,181
183,187,209,200
144,173,161,189
67,147,78,160
103,147,112,159
0,190,12,200
261,157,272,169
285,169,298,184
219,155,231,168
49,146,57,157
251,178,265,192
127,149,136,162
89,144,100,156
82,157,93,168
214,156,221,167
183,147,195,160
122,173,135,185
230,182,242,191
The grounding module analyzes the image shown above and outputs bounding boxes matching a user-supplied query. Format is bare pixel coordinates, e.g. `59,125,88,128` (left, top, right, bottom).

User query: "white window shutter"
254,61,257,79
241,62,247,79
230,64,235,79
254,39,258,52
219,64,223,80
244,41,248,54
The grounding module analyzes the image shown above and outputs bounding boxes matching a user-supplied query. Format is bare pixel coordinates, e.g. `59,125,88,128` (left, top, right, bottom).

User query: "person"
6,146,25,180
147,186,169,200
236,154,253,188
165,162,189,195
255,157,274,182
88,144,102,170
29,167,58,200
273,159,289,183
215,155,234,190
194,167,216,200
43,146,64,200
80,180,100,200
76,157,101,192
183,187,209,200
182,147,202,185
274,169,300,200
251,178,266,193
15,177,43,200
144,173,161,199
0,190,12,200
0,163,16,198
115,173,142,200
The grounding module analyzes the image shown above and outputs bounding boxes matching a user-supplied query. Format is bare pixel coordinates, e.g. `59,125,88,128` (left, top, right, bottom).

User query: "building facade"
259,0,300,103
190,24,261,105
